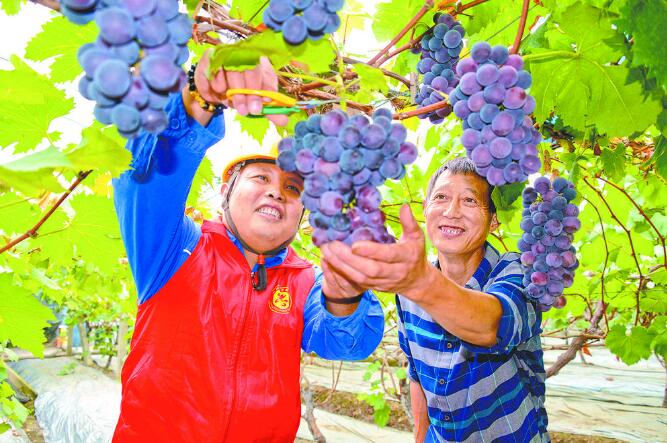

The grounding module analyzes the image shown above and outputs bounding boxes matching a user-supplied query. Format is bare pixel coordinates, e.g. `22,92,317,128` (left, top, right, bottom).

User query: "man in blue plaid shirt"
321,157,548,442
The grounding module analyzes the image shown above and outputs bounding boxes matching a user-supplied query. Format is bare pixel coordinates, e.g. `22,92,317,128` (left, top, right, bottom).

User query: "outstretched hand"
188,50,288,127
320,204,434,298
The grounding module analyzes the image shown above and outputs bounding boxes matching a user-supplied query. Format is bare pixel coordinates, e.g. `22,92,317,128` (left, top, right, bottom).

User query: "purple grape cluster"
62,0,191,138
450,42,541,186
276,109,418,246
518,176,581,311
414,13,464,124
263,0,344,45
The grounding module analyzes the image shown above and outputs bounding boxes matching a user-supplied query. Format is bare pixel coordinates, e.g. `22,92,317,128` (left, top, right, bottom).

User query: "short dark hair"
425,157,496,214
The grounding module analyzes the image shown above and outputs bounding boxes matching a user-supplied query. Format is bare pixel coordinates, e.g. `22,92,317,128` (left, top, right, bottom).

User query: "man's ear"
489,212,500,233
220,182,230,202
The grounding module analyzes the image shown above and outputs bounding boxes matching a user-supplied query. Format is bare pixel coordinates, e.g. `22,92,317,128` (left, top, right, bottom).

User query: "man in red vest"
112,54,384,442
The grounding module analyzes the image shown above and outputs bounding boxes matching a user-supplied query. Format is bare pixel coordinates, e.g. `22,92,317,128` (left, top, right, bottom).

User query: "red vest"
113,221,315,442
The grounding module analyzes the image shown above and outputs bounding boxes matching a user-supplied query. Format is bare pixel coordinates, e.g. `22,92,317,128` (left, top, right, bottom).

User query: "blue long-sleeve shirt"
112,92,384,360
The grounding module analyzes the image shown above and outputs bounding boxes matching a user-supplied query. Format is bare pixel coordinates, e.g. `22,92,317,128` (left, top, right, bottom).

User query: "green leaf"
65,123,132,177
372,0,427,44
653,134,667,180
210,30,335,74
600,144,626,182
525,4,662,137
230,0,267,25
492,182,525,226
293,39,336,73
235,113,271,144
0,56,75,153
0,193,40,236
605,324,654,365
353,64,389,94
616,0,667,93
0,273,55,357
0,0,23,15
25,16,97,83
34,195,124,273
187,157,215,210
0,146,73,172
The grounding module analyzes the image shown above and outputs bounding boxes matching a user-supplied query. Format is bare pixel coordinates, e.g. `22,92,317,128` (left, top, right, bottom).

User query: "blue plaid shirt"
397,243,548,442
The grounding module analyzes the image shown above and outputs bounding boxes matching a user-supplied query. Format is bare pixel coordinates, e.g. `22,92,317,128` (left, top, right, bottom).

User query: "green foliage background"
0,0,665,431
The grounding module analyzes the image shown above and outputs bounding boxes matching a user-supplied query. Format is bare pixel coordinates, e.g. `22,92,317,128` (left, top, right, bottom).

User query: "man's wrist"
181,86,214,127
404,264,440,304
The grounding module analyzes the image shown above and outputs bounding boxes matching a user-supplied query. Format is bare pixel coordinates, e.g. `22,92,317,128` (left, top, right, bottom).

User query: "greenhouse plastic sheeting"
9,357,120,443
8,349,667,442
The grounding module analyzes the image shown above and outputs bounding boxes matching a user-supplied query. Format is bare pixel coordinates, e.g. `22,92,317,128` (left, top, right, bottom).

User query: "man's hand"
320,204,435,301
320,256,367,317
183,50,288,127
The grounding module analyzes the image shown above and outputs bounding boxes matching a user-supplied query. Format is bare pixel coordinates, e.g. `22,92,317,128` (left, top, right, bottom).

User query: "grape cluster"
263,0,344,46
449,42,541,186
62,0,191,138
414,13,464,124
276,109,417,246
518,176,580,310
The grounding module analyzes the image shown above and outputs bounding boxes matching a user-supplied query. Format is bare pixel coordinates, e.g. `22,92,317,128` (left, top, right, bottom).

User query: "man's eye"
255,175,267,181
287,185,301,193
434,194,446,200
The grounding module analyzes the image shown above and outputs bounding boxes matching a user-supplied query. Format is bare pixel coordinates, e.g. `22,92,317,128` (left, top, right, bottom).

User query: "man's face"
424,171,497,257
222,162,304,253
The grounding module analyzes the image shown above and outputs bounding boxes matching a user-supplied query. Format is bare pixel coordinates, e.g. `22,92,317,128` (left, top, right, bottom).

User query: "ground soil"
308,386,625,443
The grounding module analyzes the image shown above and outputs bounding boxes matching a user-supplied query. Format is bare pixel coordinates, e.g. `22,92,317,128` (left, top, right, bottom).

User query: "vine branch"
0,170,92,255
583,177,644,326
510,0,530,54
582,196,610,332
546,299,606,378
367,0,435,66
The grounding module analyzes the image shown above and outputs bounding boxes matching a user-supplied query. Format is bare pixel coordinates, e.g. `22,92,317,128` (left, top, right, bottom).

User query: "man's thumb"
400,203,422,240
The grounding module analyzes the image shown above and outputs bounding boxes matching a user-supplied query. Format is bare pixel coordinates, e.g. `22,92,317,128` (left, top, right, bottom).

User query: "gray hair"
425,157,496,214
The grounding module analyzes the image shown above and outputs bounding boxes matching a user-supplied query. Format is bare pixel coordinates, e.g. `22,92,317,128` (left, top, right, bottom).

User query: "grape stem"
0,170,92,255
510,0,531,54
367,0,435,67
393,99,451,120
546,300,606,378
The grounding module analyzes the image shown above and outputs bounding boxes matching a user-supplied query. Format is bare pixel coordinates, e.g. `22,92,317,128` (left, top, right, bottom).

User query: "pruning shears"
225,88,339,115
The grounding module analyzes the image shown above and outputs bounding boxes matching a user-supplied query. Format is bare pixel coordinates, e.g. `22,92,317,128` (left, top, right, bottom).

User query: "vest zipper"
221,263,259,442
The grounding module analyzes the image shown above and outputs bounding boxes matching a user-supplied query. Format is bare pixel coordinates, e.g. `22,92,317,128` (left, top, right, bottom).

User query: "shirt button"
438,379,445,385
170,118,180,129
446,342,453,349
444,415,450,421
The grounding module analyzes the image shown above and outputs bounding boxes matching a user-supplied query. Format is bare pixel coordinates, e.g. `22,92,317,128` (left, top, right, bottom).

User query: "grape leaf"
235,113,271,144
653,134,667,181
372,0,429,46
187,157,215,209
492,182,525,226
0,193,40,236
616,0,667,93
605,324,654,365
230,0,267,25
0,0,23,15
525,4,662,137
0,146,72,172
25,16,96,83
0,273,55,357
0,56,74,153
34,195,124,273
600,144,626,182
65,123,132,177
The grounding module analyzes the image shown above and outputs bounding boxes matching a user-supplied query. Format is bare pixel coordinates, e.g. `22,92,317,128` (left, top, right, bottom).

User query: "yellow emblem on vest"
269,286,291,314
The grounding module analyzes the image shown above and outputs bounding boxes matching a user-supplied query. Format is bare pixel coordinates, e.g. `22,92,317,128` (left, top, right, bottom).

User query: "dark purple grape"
97,7,136,45
282,15,308,45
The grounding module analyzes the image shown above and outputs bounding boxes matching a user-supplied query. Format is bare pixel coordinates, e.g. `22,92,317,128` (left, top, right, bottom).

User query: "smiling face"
222,162,304,253
424,171,498,258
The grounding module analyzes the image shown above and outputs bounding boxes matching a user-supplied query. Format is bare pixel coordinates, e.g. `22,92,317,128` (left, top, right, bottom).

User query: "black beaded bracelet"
187,63,226,115
323,291,364,305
